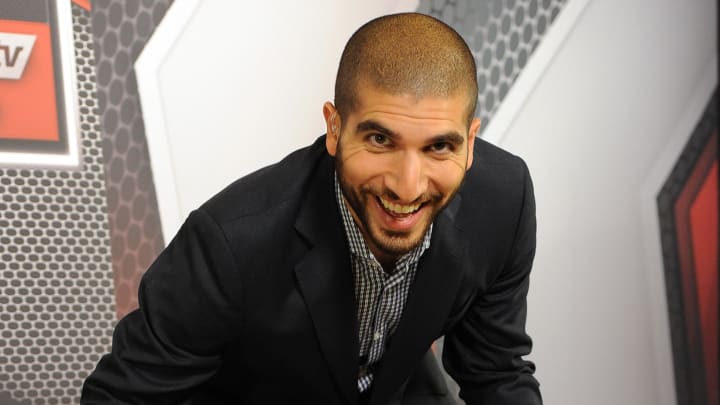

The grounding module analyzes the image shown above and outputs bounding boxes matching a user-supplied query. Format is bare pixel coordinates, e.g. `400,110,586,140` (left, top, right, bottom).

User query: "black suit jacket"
82,136,541,404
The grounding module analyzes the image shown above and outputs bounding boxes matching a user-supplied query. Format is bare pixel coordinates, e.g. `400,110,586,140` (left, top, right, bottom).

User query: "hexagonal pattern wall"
90,0,170,320
0,4,114,404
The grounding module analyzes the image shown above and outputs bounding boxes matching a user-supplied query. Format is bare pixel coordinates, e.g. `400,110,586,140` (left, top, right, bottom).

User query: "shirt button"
373,331,382,340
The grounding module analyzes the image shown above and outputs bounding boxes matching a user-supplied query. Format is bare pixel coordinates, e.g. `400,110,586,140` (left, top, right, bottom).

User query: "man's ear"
466,118,480,170
323,102,340,157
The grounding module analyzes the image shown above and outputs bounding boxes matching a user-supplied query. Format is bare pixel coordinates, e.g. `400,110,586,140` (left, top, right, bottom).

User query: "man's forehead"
348,83,473,125
354,81,470,107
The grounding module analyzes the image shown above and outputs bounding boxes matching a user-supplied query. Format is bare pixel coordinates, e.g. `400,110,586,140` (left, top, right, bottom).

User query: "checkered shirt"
334,173,433,393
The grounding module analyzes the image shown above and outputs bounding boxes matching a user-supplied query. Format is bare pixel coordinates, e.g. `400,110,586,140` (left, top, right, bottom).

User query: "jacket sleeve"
81,209,243,404
442,160,542,405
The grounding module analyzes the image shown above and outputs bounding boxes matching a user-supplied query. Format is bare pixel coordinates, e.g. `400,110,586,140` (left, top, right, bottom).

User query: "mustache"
360,185,443,205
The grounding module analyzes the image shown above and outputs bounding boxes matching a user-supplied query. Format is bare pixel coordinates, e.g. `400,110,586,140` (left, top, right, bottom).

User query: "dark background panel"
657,89,718,405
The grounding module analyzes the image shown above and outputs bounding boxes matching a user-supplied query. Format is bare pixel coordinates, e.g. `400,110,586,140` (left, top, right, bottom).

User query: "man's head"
334,12,478,127
323,13,481,266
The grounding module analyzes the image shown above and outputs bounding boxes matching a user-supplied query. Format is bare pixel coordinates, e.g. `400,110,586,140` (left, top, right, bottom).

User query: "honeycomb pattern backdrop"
418,0,567,130
90,0,170,320
0,4,115,404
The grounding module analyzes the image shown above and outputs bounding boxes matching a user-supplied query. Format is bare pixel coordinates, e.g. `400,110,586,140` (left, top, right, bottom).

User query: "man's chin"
371,229,426,258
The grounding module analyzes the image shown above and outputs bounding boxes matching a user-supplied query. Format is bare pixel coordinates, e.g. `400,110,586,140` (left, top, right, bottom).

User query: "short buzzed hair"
334,13,478,126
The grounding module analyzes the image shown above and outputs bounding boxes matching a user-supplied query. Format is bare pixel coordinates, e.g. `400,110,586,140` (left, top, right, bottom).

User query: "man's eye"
369,134,389,146
429,142,453,153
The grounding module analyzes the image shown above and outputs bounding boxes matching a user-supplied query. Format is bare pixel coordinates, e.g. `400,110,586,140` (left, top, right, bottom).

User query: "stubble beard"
334,144,462,259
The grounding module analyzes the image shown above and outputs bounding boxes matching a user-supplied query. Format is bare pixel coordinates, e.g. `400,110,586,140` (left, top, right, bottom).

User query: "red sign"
0,19,60,142
0,0,78,166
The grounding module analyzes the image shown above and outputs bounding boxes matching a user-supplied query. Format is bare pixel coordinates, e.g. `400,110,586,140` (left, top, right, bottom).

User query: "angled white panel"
499,0,716,404
135,0,202,244
136,0,419,243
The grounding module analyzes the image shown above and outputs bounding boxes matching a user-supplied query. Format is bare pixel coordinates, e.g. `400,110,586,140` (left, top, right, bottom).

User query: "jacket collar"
294,153,359,403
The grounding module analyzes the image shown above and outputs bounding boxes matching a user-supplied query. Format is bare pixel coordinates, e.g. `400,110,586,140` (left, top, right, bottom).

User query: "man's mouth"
378,197,422,217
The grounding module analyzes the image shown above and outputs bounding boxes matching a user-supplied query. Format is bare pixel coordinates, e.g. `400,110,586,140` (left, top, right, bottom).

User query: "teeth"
379,198,421,214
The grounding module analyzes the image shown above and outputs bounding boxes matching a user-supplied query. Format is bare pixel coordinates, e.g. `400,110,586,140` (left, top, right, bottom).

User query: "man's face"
323,85,480,265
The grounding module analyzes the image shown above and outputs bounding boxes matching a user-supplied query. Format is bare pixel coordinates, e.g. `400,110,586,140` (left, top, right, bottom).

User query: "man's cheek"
338,143,368,161
450,155,470,171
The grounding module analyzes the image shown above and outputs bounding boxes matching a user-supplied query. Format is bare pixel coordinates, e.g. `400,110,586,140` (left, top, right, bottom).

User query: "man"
82,13,541,405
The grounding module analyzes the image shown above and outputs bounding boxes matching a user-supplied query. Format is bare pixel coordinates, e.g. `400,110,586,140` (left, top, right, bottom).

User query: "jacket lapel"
293,155,359,403
369,195,471,404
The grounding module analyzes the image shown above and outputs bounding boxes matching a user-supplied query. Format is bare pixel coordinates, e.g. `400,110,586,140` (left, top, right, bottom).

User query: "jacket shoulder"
464,137,530,199
472,137,527,169
458,137,534,269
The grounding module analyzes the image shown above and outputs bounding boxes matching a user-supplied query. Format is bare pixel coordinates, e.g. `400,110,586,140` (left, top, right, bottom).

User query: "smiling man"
82,13,541,405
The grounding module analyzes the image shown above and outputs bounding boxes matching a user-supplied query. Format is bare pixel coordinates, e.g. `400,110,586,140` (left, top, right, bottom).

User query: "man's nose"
386,152,427,202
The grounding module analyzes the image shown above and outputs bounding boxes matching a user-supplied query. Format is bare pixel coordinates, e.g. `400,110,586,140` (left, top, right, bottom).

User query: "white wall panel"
499,0,716,404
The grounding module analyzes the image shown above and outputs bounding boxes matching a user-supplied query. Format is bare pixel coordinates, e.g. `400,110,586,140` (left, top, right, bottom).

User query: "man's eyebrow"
356,119,465,145
429,132,465,146
356,120,398,138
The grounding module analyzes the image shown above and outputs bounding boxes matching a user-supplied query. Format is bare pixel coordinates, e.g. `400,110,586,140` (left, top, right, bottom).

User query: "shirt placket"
366,263,406,365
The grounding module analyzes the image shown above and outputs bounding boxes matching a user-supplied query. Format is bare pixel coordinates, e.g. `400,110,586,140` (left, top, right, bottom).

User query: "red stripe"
673,129,718,404
689,133,718,405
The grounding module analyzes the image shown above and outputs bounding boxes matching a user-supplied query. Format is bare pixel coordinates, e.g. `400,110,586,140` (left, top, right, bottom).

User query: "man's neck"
373,252,398,274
